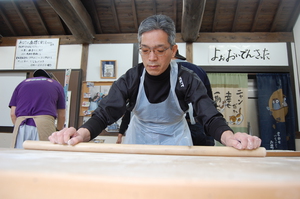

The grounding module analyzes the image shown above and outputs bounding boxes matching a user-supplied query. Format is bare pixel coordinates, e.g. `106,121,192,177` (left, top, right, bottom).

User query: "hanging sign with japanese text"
193,43,289,66
14,38,59,69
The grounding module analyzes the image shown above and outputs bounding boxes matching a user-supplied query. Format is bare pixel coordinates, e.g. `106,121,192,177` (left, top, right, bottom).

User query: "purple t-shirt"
9,77,65,126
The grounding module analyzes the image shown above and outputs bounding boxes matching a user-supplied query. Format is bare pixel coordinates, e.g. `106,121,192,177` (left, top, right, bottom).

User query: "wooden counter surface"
0,147,300,199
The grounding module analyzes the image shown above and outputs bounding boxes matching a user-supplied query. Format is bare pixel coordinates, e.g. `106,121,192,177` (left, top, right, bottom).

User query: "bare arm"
10,106,17,125
56,109,66,130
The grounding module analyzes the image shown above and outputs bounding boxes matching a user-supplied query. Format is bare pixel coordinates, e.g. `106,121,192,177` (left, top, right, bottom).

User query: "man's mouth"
147,64,159,69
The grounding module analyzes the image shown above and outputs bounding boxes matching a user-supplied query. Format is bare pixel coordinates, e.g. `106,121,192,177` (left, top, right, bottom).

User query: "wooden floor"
0,147,300,199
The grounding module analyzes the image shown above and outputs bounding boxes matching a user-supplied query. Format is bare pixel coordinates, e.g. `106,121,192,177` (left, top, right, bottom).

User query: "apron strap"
11,115,55,148
188,103,196,125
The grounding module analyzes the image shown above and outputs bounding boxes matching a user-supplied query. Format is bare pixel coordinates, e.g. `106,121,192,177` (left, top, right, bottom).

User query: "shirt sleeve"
9,89,18,108
179,67,233,143
9,83,21,108
119,110,131,135
56,82,66,109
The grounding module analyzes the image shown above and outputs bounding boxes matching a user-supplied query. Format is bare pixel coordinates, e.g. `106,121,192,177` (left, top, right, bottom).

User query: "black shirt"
82,63,233,143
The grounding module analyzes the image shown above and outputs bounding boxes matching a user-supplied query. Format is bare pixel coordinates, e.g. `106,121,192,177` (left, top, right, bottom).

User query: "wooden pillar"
186,42,193,63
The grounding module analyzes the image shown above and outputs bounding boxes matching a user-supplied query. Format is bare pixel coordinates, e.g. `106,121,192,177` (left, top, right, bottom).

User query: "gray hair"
137,15,176,46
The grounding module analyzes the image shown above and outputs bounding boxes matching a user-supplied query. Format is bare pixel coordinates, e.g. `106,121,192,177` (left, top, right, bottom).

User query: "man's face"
140,29,177,76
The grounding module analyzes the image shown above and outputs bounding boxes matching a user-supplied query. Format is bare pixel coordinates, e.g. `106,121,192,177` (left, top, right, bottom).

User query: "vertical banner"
256,73,296,150
208,73,248,133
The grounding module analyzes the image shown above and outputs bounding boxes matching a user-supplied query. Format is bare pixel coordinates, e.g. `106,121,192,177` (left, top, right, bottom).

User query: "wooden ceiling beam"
270,0,284,32
131,0,138,32
212,0,220,32
0,32,294,46
231,0,241,32
46,0,95,44
111,0,120,33
81,0,103,34
181,0,206,42
93,32,296,43
152,0,157,15
11,1,33,35
172,0,177,28
251,0,263,32
196,32,294,43
0,6,17,36
30,0,49,35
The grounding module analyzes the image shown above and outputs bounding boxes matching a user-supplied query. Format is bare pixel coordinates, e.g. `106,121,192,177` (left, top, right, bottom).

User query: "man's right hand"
48,127,90,145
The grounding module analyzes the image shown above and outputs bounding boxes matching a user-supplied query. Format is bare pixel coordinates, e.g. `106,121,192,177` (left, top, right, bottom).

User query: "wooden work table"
0,146,300,199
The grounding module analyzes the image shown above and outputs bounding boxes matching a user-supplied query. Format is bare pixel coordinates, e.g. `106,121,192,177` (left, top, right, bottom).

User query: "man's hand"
221,131,261,150
116,133,123,144
48,127,90,145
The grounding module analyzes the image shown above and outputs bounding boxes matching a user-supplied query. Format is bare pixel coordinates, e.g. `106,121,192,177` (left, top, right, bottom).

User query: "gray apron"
123,61,192,146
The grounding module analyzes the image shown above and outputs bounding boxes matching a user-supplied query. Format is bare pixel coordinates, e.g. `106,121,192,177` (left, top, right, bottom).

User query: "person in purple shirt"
9,69,66,148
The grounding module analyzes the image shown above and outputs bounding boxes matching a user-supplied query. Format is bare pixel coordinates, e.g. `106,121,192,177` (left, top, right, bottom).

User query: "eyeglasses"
139,46,172,56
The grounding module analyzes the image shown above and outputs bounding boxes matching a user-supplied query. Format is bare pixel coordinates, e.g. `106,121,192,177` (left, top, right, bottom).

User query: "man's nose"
148,50,158,60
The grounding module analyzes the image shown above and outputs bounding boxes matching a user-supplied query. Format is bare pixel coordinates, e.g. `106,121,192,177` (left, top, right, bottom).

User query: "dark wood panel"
0,32,294,46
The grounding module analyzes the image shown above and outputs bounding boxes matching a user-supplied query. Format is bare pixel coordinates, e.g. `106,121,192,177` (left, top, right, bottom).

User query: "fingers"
48,127,78,145
116,133,123,144
247,135,261,149
231,132,261,150
48,129,63,144
68,135,83,146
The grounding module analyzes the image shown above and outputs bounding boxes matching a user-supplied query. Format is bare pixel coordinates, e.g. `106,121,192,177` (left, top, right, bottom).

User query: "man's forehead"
140,29,169,43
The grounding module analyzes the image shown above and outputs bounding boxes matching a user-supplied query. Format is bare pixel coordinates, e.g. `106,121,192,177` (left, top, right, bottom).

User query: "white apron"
123,61,192,146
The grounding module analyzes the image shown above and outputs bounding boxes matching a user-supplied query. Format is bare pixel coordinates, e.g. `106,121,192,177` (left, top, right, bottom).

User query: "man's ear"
171,44,178,58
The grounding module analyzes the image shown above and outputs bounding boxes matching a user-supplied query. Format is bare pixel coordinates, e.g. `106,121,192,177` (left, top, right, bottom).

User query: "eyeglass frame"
139,45,173,56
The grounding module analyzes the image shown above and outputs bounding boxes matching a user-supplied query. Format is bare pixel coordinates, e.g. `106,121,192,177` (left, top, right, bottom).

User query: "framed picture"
101,60,117,79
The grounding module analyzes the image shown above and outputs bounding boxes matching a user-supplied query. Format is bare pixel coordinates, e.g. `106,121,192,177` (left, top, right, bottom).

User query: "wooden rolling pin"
23,140,266,157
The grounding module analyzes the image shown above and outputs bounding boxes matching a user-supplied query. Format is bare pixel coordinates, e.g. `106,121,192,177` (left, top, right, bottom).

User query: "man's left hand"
221,131,262,150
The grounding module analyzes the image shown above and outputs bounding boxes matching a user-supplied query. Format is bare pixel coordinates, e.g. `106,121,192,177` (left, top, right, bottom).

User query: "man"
9,69,66,148
172,50,215,146
49,15,261,150
116,50,215,146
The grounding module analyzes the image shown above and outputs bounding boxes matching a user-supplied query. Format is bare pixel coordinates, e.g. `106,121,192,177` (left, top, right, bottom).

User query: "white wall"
87,44,133,81
0,46,15,69
0,72,27,126
293,13,300,150
57,45,82,69
293,14,300,128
